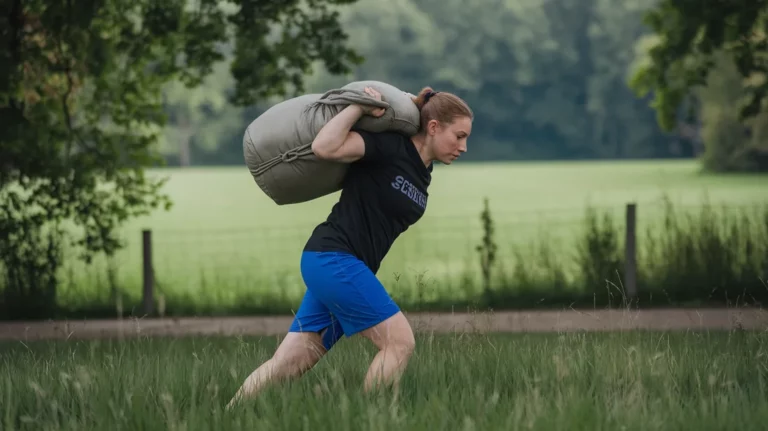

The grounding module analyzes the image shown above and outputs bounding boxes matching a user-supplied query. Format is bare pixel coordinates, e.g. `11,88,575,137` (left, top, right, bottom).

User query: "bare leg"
359,312,415,392
226,331,326,409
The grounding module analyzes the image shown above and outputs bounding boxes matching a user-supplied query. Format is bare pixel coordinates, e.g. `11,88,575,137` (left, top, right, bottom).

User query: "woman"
227,86,473,407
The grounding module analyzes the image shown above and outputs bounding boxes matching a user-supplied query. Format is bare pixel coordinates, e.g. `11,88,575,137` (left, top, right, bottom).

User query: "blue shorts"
289,251,401,350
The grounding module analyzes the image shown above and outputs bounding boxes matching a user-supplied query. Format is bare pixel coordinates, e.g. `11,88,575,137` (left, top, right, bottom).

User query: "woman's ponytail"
410,86,473,132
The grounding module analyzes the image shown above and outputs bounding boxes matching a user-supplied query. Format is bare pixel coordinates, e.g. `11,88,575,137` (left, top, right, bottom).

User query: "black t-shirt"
303,129,433,274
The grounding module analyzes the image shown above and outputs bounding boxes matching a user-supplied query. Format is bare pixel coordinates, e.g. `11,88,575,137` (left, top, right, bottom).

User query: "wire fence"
53,198,768,313
138,199,767,269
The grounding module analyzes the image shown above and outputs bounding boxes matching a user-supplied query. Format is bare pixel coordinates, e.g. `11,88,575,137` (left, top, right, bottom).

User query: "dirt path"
1,307,766,341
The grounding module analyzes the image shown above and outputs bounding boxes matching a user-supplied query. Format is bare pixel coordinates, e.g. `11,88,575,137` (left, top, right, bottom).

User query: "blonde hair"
411,87,473,132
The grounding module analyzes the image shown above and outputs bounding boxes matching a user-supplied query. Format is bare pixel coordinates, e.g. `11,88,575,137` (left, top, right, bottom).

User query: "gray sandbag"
341,80,421,134
243,81,420,205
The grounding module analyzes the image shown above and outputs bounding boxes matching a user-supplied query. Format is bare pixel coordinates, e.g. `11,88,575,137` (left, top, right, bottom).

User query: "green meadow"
2,330,767,430
55,160,768,316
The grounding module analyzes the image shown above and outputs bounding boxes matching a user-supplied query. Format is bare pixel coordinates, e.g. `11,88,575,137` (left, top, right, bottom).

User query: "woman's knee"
361,312,415,355
272,332,326,372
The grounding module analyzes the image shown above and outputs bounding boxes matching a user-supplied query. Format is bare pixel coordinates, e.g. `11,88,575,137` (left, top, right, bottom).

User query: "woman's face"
428,116,472,164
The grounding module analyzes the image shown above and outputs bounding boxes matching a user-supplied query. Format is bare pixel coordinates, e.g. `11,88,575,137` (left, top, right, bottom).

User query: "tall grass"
639,198,768,304
485,197,768,310
2,330,767,430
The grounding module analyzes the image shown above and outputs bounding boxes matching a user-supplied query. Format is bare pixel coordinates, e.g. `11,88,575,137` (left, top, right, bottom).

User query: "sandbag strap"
251,143,315,177
314,88,391,109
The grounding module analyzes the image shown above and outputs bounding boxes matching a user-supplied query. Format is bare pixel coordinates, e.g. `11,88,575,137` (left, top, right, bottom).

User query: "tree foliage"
629,0,768,130
0,0,361,317
628,0,768,171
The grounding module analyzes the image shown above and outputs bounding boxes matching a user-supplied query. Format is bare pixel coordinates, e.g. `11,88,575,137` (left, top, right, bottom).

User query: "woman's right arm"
311,86,386,163
311,104,367,163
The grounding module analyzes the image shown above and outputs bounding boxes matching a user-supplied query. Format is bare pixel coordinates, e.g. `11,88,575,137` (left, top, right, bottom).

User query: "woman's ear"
426,119,440,136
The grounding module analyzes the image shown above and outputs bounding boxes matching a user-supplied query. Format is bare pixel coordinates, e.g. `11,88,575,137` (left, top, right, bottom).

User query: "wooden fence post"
624,203,637,300
142,229,154,316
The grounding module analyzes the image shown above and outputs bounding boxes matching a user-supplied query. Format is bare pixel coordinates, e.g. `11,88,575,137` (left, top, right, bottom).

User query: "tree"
0,0,361,319
628,0,768,133
696,52,768,171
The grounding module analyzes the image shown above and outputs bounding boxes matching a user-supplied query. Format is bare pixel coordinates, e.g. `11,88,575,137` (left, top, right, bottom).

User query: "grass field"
53,160,768,315
2,329,767,430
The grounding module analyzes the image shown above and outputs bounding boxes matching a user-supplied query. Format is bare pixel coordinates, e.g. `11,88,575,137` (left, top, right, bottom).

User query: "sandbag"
243,81,420,205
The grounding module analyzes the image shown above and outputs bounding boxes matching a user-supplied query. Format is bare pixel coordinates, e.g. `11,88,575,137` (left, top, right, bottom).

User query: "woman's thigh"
359,311,415,351
272,331,326,370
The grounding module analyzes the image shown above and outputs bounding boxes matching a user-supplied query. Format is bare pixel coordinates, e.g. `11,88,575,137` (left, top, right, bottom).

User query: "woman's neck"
410,134,433,168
